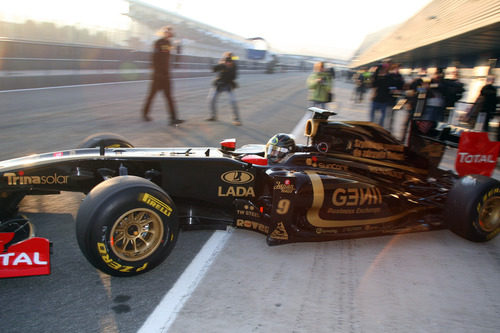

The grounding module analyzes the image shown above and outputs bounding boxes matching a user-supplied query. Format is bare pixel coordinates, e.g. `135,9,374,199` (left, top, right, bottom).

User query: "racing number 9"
276,199,291,215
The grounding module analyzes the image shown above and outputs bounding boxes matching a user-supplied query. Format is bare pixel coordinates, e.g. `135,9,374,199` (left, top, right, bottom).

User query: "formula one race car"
1,107,499,277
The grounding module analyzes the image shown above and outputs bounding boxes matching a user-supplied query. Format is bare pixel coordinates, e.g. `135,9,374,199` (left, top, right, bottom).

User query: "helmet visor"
267,145,289,162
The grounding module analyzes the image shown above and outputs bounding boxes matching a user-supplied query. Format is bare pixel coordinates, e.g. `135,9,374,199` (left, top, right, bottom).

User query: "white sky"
0,0,434,59
147,0,434,59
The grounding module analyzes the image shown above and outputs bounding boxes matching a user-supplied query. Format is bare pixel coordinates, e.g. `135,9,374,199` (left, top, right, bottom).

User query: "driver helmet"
265,133,296,163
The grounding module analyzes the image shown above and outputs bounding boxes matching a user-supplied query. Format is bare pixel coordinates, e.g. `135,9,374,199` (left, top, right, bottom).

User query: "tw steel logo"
221,171,254,184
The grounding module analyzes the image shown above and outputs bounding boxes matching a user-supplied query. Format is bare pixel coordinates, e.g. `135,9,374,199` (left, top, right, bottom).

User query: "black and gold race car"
1,108,499,277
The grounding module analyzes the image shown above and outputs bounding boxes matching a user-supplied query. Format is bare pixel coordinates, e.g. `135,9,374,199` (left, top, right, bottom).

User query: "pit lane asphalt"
1,73,499,333
0,72,312,333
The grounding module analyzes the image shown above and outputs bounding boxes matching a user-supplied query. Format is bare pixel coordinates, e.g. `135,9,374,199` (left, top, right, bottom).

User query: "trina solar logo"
3,172,68,186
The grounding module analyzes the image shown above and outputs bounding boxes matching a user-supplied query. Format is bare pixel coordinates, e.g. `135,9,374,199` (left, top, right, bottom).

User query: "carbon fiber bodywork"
0,108,465,248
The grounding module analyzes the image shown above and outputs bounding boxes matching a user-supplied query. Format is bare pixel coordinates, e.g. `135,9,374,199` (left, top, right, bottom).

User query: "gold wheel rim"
478,196,500,233
110,208,164,261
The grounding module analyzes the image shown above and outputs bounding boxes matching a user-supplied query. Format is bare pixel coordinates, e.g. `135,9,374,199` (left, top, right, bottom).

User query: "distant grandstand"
0,0,346,77
124,1,344,68
124,0,328,68
126,0,251,59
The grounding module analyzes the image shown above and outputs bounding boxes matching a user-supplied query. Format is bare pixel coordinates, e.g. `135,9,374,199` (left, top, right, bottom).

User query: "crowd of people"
340,61,496,141
142,25,497,142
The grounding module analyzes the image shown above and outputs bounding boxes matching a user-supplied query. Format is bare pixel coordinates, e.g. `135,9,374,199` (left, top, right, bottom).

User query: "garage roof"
350,0,500,68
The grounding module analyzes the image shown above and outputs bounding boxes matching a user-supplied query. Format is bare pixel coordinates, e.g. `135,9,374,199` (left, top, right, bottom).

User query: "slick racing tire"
76,176,178,277
77,133,134,148
445,174,500,242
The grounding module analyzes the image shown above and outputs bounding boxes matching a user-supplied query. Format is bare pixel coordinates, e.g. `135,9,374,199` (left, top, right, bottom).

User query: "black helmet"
265,133,296,163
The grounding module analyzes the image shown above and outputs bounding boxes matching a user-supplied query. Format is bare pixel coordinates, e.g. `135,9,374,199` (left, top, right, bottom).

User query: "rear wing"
304,107,337,138
307,107,336,120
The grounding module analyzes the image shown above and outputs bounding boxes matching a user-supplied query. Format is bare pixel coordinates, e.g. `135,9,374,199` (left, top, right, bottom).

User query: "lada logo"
221,171,254,184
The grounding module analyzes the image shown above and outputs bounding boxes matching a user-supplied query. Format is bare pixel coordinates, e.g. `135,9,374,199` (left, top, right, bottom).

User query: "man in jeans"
370,63,393,127
207,52,241,126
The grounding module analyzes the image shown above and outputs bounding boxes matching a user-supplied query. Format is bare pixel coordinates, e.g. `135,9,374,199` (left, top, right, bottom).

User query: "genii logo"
221,171,254,184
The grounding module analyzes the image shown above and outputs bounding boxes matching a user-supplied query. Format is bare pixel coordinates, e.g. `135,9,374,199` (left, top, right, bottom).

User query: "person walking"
142,26,184,126
386,63,405,131
422,68,447,124
478,75,498,136
207,52,241,126
369,63,392,126
401,69,426,142
353,68,370,103
442,69,465,112
307,61,332,109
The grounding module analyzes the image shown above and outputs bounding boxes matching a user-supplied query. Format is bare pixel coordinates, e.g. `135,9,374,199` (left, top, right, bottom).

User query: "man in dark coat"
479,76,498,136
142,26,183,126
369,63,393,127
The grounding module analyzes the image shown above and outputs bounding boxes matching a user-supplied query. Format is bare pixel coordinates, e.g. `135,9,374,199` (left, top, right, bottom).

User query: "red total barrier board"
455,132,499,177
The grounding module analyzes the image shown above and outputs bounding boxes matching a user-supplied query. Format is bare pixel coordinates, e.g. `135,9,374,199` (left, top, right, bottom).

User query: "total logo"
0,233,51,278
455,132,499,177
0,250,47,266
457,153,496,164
3,171,69,186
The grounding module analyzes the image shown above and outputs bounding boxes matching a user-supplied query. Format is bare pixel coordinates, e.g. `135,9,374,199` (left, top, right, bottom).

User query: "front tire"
445,175,500,242
77,133,134,148
76,176,178,276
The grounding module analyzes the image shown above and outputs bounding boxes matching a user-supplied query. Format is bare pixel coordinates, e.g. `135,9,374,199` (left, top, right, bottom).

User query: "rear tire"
445,175,500,242
76,176,178,276
77,133,133,148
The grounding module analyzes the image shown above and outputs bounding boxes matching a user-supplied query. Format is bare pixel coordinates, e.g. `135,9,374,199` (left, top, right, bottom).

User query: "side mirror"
220,138,236,152
241,155,268,166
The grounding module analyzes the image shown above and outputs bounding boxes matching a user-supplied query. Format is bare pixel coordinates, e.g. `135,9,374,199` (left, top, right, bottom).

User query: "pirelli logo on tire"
138,193,173,216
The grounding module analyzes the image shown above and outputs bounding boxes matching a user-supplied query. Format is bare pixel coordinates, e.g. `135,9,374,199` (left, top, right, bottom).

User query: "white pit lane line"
138,112,311,333
138,229,233,333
